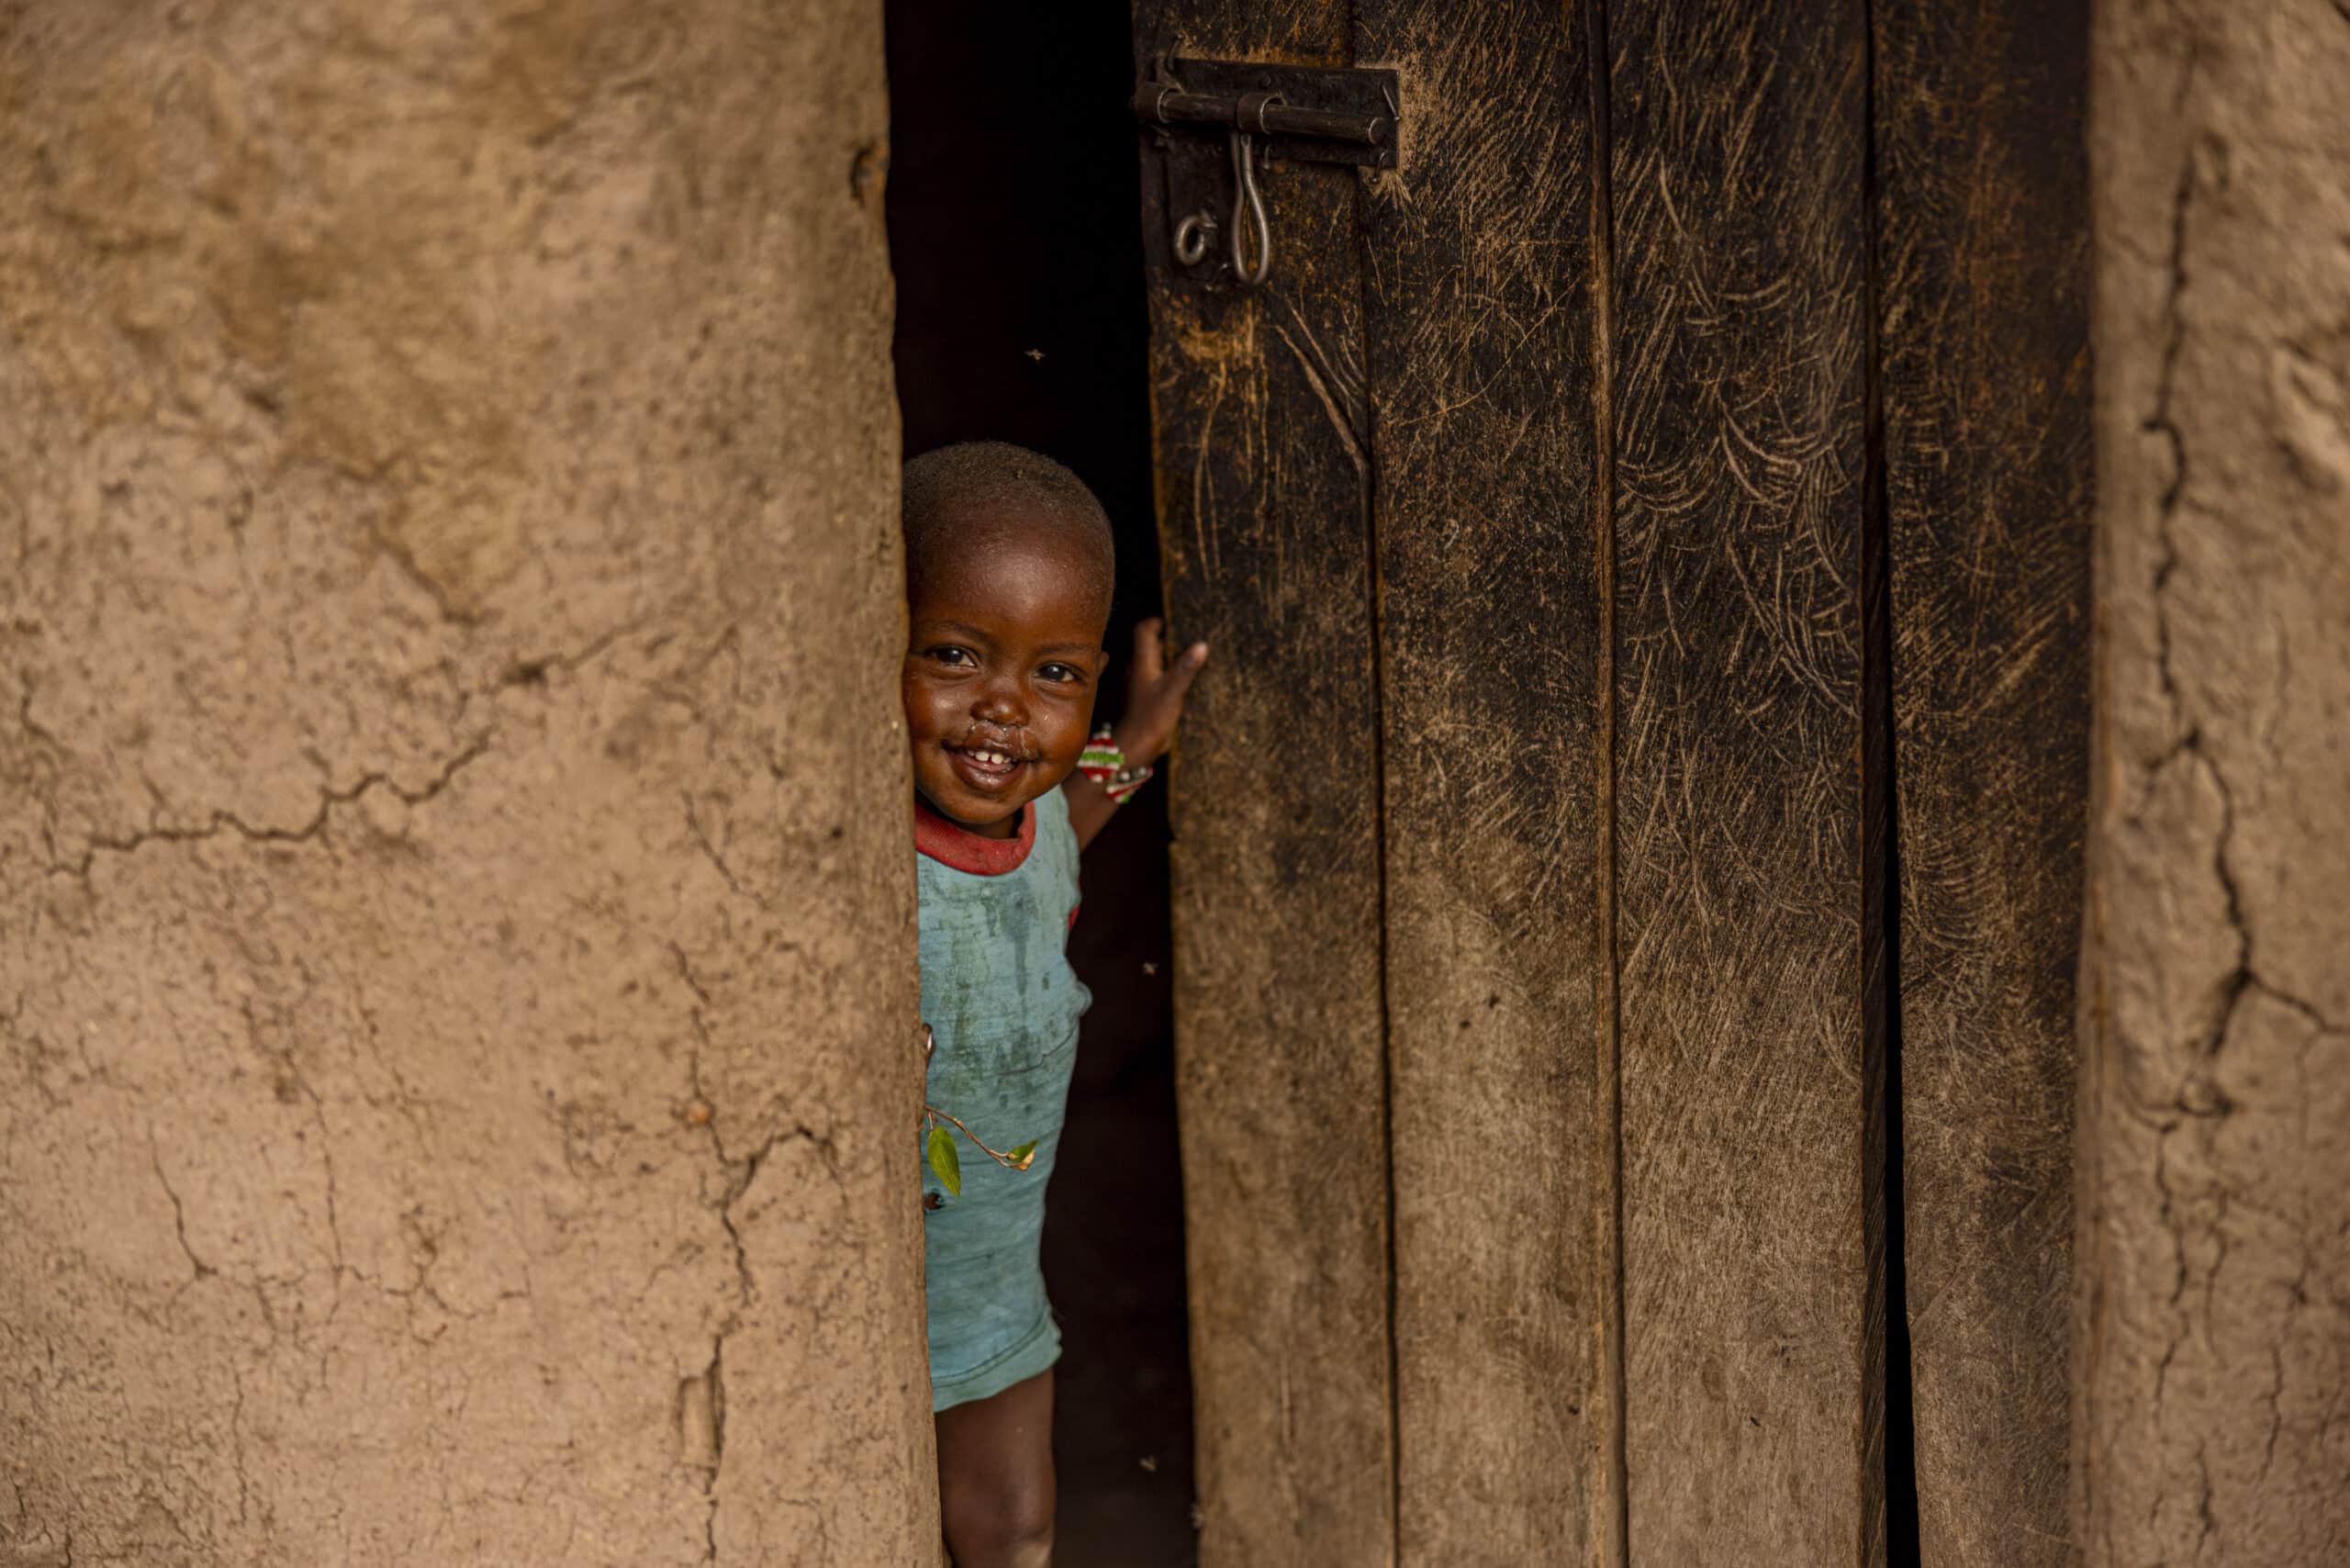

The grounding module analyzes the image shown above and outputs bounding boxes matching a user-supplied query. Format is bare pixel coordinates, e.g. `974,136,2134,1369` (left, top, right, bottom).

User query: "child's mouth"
946,743,1029,793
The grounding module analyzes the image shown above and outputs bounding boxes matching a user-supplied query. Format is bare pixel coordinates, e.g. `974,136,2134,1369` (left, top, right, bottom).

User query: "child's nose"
973,676,1026,726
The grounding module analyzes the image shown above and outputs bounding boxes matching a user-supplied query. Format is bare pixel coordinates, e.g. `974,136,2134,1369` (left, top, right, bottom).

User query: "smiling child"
901,442,1205,1567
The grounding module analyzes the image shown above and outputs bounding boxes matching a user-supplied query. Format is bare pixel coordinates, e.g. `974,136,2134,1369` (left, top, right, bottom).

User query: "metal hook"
1228,129,1272,289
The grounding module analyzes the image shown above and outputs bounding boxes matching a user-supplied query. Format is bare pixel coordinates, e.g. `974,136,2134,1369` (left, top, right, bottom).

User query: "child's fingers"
1130,617,1167,681
1159,641,1209,703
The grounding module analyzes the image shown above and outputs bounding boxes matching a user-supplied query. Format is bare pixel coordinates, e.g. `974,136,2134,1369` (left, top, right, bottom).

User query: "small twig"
923,1104,1036,1171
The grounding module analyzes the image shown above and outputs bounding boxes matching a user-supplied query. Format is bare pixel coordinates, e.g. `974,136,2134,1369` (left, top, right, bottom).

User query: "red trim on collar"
914,794,1035,875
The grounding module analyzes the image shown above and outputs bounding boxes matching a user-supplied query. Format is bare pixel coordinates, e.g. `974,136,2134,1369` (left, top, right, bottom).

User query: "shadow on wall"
884,3,1198,1563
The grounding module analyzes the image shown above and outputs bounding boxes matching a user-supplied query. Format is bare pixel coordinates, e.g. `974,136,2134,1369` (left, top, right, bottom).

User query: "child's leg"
934,1369,1056,1568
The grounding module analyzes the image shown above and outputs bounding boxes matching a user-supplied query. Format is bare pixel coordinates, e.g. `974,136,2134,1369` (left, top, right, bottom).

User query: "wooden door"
1129,2,2089,1566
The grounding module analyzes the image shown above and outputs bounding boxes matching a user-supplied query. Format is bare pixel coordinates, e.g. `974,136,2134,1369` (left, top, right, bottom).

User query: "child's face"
903,512,1109,838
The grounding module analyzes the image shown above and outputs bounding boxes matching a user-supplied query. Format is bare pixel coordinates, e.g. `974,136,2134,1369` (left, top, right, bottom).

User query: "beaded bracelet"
1077,724,1154,803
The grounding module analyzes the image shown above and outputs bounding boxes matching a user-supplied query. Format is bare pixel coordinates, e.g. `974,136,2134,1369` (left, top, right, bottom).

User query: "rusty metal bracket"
1135,57,1402,292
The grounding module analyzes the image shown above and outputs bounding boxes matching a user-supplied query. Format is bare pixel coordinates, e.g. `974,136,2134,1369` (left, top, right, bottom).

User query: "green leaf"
926,1126,961,1197
1007,1140,1039,1171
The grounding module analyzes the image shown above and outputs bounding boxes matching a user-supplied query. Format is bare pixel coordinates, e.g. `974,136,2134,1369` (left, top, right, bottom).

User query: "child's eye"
1038,662,1087,685
926,646,975,667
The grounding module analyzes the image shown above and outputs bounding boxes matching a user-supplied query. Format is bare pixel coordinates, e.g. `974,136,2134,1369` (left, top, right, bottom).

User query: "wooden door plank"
1603,5,1885,1562
1128,7,1396,1565
1349,5,1612,1563
1871,3,2091,1563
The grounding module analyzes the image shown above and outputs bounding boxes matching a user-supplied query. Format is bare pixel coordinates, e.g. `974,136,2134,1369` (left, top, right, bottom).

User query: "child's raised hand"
1113,617,1208,767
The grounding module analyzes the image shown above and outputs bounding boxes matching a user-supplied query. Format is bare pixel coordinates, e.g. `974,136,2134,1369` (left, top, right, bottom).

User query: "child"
902,442,1206,1567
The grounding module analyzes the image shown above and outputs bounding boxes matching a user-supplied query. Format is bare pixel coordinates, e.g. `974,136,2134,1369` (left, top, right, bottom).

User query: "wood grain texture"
2078,3,2350,1564
1351,5,1611,1563
1871,3,2091,1563
1129,6,1396,1564
1603,4,1885,1562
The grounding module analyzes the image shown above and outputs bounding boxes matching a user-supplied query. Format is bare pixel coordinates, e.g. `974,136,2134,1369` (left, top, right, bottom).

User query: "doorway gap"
1578,0,1632,1562
1860,4,1923,1562
884,6,1198,1564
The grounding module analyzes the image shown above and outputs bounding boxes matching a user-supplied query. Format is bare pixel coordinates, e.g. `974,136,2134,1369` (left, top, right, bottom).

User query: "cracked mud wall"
0,3,935,1563
2078,3,2350,1565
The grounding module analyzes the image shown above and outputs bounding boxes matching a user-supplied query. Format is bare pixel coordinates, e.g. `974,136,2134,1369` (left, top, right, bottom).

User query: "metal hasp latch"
1134,58,1401,291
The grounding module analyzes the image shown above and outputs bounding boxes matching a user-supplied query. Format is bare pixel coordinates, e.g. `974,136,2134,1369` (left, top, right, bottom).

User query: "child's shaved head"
902,442,1116,626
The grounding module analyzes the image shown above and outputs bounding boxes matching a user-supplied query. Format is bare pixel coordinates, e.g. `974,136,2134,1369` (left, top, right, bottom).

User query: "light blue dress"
916,787,1090,1411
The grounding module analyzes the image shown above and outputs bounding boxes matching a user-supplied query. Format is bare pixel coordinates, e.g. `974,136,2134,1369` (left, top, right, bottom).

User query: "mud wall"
0,3,934,1563
2076,3,2350,1563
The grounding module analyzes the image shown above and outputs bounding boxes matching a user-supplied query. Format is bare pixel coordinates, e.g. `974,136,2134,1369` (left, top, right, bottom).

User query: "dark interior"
884,5,1198,1562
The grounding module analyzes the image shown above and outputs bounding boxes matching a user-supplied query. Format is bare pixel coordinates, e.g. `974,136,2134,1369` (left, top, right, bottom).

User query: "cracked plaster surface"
1,3,934,1563
2078,3,2350,1564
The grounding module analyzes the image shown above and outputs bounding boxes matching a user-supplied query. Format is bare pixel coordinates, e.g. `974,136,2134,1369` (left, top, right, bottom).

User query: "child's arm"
1067,617,1207,851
